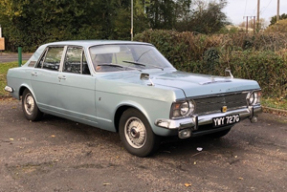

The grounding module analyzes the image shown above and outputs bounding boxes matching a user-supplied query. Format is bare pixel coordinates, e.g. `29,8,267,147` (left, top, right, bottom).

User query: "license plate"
213,114,240,127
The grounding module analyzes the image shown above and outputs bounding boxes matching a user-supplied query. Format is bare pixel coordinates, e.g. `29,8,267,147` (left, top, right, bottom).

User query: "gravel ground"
0,98,286,192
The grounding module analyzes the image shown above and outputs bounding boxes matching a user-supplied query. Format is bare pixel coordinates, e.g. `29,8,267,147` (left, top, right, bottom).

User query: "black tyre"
22,89,43,121
119,108,160,157
208,128,231,138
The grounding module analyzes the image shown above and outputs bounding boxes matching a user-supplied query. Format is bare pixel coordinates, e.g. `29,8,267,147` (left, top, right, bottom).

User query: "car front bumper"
155,105,262,138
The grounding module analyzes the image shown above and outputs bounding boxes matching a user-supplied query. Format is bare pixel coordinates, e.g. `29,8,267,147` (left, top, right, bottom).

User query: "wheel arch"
19,86,28,99
18,85,37,102
114,103,152,133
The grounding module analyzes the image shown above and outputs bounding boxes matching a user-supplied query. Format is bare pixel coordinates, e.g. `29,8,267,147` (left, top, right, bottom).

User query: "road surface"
0,53,32,63
0,99,286,192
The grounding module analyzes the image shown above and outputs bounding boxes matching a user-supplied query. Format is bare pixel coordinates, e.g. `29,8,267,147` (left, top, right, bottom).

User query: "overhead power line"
261,0,273,15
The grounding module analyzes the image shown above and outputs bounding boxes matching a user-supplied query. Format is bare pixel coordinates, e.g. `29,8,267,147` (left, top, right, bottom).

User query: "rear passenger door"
57,46,97,122
30,46,64,112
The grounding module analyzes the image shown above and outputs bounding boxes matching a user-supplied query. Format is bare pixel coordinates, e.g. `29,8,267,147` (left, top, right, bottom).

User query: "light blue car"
5,40,262,156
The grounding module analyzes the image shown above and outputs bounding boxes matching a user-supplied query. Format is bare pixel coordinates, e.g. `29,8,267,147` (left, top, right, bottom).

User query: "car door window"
63,46,90,75
36,47,63,70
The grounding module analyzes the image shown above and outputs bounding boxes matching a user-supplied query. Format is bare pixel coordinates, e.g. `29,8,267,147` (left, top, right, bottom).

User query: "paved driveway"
0,99,286,192
0,53,33,63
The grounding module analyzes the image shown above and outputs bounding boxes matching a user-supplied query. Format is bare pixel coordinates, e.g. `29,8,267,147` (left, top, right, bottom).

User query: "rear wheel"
22,89,43,121
119,109,160,157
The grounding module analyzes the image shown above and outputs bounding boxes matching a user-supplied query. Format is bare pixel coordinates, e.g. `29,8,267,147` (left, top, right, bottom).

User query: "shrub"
135,30,287,97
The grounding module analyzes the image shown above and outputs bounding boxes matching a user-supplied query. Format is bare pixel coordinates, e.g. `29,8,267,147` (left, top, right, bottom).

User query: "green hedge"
135,30,287,97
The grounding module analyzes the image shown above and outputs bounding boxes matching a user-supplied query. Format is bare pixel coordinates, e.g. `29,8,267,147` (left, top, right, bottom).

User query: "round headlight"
171,100,195,119
180,102,189,116
248,92,260,105
249,93,255,105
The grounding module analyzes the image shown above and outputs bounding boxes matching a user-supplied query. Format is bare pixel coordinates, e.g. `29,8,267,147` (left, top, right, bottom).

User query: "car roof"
45,40,152,48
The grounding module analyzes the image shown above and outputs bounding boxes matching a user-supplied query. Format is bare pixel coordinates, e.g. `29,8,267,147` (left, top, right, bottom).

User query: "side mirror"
225,68,234,79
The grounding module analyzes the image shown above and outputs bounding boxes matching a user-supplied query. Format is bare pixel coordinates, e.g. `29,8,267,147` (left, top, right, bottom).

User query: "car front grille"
193,93,248,115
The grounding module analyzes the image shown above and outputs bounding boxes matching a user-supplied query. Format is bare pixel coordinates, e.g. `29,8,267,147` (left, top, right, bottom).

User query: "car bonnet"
149,71,261,98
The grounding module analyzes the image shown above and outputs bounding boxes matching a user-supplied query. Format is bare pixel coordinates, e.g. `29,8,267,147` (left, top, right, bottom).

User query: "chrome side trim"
4,86,14,93
199,79,232,85
155,105,262,130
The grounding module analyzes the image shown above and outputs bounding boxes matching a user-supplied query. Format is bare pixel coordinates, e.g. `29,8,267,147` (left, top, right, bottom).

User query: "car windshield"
89,44,174,72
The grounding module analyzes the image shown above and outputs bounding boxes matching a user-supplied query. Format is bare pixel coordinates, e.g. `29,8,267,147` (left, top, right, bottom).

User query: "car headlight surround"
247,91,262,105
171,100,195,119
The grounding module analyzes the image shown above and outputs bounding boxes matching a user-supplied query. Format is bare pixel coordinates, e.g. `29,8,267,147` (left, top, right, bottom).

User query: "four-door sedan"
5,40,262,156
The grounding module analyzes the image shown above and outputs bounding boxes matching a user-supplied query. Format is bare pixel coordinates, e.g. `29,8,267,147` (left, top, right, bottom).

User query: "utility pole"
253,17,256,34
243,16,256,33
257,0,260,22
277,0,280,22
257,0,260,32
243,16,249,33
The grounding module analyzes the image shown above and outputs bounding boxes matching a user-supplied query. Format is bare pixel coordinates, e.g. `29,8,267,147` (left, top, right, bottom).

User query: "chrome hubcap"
24,94,35,115
124,117,146,148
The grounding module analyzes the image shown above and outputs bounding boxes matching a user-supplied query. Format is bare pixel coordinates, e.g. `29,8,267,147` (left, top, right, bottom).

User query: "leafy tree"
0,0,230,51
146,0,191,29
0,0,150,51
270,13,287,26
176,0,229,34
265,19,287,33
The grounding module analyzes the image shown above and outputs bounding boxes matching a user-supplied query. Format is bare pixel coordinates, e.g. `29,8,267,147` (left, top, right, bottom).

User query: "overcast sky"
222,0,287,25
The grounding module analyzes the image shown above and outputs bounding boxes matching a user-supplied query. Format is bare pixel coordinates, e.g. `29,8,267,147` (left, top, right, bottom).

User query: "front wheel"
119,109,160,157
22,89,43,121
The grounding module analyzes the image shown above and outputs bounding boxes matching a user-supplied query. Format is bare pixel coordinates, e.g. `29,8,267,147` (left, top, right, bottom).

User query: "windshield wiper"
97,63,125,68
97,63,141,71
122,60,164,71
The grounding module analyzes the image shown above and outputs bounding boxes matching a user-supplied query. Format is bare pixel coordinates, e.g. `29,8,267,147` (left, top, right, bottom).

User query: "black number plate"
213,114,240,127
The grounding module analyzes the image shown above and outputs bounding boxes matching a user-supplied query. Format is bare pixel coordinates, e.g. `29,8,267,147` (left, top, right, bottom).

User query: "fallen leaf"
238,177,244,180
51,135,56,138
9,138,14,141
194,161,196,165
185,183,192,187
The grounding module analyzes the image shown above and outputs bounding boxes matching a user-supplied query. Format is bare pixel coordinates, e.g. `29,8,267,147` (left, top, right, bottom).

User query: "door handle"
58,75,66,80
31,72,37,76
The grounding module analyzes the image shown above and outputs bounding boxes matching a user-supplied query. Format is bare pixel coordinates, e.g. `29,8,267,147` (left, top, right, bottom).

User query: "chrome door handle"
31,72,37,76
58,75,66,80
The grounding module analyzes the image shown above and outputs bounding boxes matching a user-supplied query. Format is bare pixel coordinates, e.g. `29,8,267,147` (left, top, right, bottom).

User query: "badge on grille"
222,106,227,113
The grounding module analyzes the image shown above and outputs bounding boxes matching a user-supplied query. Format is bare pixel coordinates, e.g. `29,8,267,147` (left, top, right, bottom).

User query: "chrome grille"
194,93,248,115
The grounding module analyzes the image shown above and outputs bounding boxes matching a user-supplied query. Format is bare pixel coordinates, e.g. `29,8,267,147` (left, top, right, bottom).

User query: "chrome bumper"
4,86,14,93
155,105,262,130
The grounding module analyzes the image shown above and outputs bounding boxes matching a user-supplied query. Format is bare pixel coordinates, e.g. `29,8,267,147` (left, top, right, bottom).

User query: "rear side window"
63,46,90,75
36,47,63,71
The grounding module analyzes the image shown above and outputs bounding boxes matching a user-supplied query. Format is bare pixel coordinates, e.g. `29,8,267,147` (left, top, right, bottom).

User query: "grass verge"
261,98,287,111
0,62,18,97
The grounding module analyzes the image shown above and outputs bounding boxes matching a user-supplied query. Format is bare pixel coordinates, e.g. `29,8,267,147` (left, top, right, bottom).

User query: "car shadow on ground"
38,113,237,158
